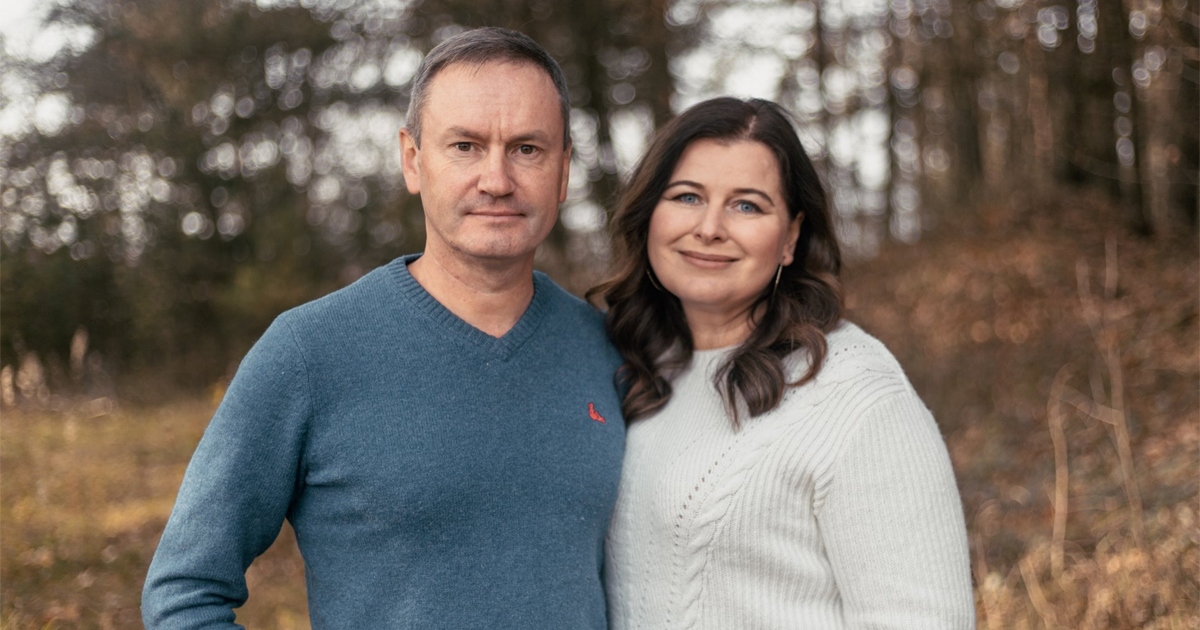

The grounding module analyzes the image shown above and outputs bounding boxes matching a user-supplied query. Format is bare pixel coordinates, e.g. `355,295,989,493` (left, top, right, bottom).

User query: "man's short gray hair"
406,27,571,149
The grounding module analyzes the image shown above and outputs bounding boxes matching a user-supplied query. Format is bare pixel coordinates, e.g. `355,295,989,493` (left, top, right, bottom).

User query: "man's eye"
454,142,472,152
517,145,538,155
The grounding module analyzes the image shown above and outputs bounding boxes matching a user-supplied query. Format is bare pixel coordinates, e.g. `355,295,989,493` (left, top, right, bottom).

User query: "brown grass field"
2,194,1197,628
1,399,310,629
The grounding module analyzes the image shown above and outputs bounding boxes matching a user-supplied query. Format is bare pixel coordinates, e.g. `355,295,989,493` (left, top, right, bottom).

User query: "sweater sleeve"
142,316,311,630
815,388,975,629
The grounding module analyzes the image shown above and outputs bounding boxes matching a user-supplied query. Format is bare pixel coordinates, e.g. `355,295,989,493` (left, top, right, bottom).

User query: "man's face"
399,61,570,265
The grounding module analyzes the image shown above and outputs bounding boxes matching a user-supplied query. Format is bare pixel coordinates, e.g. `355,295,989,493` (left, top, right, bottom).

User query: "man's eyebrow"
444,127,553,145
509,131,553,145
446,126,486,141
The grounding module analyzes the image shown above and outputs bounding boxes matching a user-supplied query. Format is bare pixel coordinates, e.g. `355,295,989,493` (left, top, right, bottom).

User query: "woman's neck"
683,304,754,350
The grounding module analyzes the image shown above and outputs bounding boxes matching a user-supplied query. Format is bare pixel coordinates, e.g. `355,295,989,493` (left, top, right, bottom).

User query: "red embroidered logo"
588,403,606,423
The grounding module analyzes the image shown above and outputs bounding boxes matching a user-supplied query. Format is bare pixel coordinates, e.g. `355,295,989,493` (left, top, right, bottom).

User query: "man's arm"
143,317,311,629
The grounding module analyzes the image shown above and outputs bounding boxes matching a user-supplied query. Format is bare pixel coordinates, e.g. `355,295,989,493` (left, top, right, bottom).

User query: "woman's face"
647,138,801,324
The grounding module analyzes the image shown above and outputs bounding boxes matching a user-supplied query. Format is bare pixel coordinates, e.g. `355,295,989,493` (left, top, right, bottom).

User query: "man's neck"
407,249,535,338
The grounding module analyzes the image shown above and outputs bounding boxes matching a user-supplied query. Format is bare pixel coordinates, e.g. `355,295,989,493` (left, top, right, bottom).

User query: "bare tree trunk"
1101,0,1150,232
884,21,902,240
1024,23,1055,197
1133,1,1182,235
813,0,831,153
1059,2,1122,197
639,0,675,128
889,4,927,242
947,3,985,209
1175,2,1200,226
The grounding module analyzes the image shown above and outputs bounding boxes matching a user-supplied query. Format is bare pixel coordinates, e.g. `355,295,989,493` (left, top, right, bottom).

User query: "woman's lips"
679,250,737,268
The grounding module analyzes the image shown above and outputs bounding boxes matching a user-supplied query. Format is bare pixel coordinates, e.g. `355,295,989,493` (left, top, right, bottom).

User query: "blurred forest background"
1,0,1197,628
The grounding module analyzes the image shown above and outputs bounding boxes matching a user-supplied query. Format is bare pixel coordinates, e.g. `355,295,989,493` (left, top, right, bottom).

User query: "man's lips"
463,201,528,218
470,210,524,217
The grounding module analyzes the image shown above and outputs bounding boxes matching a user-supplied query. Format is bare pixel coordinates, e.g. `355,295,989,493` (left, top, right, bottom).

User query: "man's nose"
477,149,516,197
693,204,727,242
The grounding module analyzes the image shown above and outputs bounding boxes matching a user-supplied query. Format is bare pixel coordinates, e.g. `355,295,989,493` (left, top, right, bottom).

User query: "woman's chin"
674,292,762,317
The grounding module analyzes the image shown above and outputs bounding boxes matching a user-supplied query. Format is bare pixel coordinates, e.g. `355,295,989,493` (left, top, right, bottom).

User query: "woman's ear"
781,214,802,266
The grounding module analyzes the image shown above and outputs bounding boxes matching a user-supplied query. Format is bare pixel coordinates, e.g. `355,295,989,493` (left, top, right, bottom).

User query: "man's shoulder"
275,259,404,335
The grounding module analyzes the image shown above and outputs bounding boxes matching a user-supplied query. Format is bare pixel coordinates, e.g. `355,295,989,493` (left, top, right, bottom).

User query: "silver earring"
772,265,783,296
647,269,664,291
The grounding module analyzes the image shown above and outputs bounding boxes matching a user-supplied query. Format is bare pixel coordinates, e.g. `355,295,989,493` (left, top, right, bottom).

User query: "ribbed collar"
689,344,737,380
691,344,739,362
386,253,550,361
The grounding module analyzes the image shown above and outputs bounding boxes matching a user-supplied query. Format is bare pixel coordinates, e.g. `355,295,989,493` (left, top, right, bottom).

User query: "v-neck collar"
386,254,549,361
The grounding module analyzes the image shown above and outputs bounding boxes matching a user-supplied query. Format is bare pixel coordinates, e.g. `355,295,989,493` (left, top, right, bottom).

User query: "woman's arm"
816,388,976,629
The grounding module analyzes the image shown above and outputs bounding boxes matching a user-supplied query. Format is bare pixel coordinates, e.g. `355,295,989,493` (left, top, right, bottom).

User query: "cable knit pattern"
605,322,975,630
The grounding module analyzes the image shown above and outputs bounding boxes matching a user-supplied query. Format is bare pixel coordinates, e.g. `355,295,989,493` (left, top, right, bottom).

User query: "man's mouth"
463,199,529,218
470,209,524,217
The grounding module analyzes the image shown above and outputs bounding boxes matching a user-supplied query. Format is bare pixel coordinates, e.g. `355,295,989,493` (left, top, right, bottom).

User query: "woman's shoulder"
788,320,912,390
776,322,939,474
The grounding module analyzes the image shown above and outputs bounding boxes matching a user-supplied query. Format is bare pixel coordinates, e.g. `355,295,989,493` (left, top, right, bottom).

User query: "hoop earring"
646,268,664,291
771,264,783,297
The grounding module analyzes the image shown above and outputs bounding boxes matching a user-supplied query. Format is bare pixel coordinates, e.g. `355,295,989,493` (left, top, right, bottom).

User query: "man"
143,28,625,629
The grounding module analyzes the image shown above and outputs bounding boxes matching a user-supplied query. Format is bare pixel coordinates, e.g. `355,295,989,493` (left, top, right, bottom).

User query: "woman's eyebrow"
733,188,775,204
664,180,704,190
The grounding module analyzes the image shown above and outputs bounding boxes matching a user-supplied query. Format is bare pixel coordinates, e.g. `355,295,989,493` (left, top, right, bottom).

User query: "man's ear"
558,142,572,203
399,128,421,195
782,213,802,266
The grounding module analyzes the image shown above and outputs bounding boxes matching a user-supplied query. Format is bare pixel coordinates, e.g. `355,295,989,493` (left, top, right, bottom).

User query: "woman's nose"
693,204,727,242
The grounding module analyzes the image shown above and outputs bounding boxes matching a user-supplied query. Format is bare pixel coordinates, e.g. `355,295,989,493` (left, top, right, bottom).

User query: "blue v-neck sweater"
143,255,626,629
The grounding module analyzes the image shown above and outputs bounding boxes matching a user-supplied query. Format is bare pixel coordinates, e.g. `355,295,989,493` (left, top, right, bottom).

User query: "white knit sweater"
605,322,975,629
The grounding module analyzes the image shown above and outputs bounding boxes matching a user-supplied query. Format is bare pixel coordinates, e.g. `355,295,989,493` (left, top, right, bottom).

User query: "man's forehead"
428,58,555,93
422,60,564,137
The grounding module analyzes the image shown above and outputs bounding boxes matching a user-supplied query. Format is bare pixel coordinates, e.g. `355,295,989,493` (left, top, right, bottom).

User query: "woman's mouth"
679,250,738,268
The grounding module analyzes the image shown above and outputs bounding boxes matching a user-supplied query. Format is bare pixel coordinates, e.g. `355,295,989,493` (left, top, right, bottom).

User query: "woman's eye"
735,201,760,213
675,193,700,204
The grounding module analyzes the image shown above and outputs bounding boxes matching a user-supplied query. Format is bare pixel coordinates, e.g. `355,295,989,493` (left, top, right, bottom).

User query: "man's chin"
451,240,541,265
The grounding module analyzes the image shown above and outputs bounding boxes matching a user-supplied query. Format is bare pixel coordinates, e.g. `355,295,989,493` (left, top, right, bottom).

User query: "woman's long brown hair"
589,97,843,427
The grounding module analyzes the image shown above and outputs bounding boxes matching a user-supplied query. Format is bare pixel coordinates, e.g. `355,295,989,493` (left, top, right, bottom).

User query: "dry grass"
1,400,309,629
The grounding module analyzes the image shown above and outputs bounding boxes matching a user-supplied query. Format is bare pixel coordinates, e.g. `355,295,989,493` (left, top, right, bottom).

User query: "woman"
593,98,975,629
